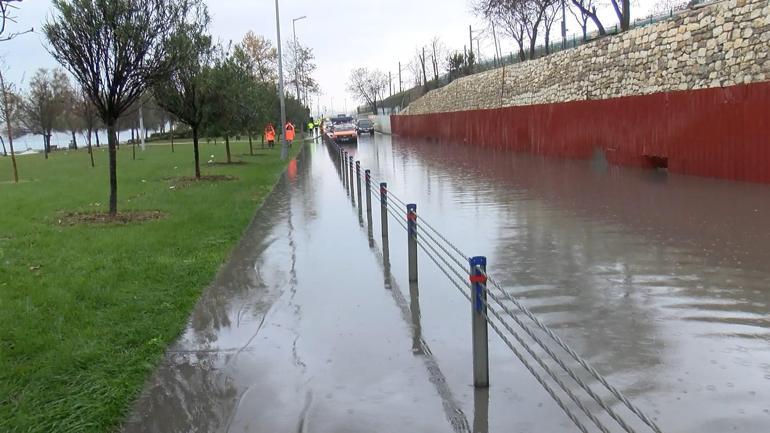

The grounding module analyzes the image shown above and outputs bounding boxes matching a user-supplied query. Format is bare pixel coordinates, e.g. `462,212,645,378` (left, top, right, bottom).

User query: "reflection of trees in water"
388,137,669,390
124,353,238,433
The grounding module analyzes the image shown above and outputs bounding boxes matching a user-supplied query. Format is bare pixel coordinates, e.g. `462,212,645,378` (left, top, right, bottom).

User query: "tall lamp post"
275,0,288,159
292,15,307,102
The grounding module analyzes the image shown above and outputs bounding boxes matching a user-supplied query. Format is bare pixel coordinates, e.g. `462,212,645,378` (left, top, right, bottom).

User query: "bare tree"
59,78,85,151
20,68,69,158
73,88,98,167
541,0,561,54
429,37,446,82
284,40,319,107
153,3,211,178
477,0,541,60
406,58,423,87
610,0,631,31
570,0,607,35
0,68,20,181
0,0,32,42
346,67,387,114
417,47,428,87
44,0,200,216
240,31,277,83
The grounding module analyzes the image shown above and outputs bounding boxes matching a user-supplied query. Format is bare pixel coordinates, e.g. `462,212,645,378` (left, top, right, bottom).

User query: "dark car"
356,119,375,135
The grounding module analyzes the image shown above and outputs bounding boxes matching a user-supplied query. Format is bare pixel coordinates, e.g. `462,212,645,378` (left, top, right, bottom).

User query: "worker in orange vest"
285,120,295,147
264,123,276,148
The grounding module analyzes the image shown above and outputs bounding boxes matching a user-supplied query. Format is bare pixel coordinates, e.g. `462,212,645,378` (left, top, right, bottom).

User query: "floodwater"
123,133,770,433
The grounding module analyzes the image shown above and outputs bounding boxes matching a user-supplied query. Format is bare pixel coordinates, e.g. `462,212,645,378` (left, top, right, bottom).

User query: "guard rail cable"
326,140,662,433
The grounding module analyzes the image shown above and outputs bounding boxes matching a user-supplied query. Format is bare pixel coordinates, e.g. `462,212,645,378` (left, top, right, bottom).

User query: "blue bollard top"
407,203,417,212
469,256,487,271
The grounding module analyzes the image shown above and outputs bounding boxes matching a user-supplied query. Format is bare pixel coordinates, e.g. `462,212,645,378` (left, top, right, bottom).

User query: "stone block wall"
403,0,770,115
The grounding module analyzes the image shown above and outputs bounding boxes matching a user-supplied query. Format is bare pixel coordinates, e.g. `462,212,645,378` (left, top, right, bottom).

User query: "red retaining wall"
391,81,770,183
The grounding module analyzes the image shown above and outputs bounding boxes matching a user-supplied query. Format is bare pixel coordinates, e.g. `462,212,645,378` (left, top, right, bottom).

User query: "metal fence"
325,136,667,433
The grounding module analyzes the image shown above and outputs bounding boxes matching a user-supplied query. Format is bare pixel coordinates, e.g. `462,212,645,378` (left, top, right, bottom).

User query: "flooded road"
124,133,770,433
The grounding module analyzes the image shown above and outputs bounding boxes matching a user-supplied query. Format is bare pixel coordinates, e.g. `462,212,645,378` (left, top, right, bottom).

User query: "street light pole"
292,16,307,102
275,0,288,159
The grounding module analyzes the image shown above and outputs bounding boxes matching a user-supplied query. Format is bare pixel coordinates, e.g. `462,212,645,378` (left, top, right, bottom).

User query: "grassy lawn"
0,138,302,432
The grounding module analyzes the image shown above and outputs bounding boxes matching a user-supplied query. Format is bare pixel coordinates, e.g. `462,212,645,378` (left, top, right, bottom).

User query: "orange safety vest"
285,123,295,141
265,126,275,141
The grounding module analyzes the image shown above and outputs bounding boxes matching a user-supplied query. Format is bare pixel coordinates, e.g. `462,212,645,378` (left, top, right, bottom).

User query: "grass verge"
0,138,302,432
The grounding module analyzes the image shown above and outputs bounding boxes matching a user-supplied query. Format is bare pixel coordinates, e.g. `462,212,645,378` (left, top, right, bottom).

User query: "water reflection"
355,134,770,432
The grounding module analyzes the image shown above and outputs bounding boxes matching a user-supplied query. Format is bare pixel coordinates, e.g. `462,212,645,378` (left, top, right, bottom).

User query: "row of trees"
2,0,314,215
477,0,692,62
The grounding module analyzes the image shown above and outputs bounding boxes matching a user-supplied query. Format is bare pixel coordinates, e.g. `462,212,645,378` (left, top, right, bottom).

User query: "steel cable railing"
370,172,639,427
481,270,663,433
328,141,662,433
378,196,608,433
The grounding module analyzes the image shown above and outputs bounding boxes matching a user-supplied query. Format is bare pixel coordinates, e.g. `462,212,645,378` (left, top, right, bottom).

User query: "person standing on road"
265,123,276,148
285,120,295,147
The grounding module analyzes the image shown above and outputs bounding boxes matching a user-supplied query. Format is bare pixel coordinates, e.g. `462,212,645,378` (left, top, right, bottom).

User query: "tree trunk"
71,130,78,150
95,129,100,147
529,27,540,59
616,0,630,31
170,122,175,153
132,137,136,160
131,127,135,144
1,106,18,181
225,135,231,163
193,125,200,179
571,1,606,35
87,128,94,168
8,134,18,183
0,135,6,156
107,123,118,216
43,134,49,159
248,132,253,156
545,26,551,55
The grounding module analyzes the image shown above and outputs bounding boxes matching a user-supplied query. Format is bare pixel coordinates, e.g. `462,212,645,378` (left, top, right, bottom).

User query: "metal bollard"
356,161,362,209
349,156,355,201
380,182,389,240
407,204,418,282
469,256,489,388
342,151,348,188
364,169,372,215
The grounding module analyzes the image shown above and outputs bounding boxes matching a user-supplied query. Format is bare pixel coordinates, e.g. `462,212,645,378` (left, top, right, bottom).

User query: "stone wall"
403,0,770,115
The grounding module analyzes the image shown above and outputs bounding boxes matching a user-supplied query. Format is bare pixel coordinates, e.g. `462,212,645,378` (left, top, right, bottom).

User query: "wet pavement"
124,133,770,433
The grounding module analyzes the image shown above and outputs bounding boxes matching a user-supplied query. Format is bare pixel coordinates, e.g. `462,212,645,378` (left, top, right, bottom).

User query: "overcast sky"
1,0,657,116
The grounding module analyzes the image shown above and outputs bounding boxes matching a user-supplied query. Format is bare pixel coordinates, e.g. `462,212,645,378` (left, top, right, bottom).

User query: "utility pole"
469,25,473,58
389,71,392,96
292,15,307,101
398,62,402,93
491,22,500,66
275,0,288,159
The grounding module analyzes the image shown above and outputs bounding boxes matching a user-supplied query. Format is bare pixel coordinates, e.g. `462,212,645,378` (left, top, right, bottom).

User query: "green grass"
0,138,302,432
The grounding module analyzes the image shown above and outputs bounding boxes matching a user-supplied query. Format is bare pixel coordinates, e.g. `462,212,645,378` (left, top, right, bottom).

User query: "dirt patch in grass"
168,175,238,188
207,160,248,166
57,210,167,225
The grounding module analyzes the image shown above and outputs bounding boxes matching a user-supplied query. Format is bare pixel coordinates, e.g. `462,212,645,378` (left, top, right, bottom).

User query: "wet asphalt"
123,133,770,433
